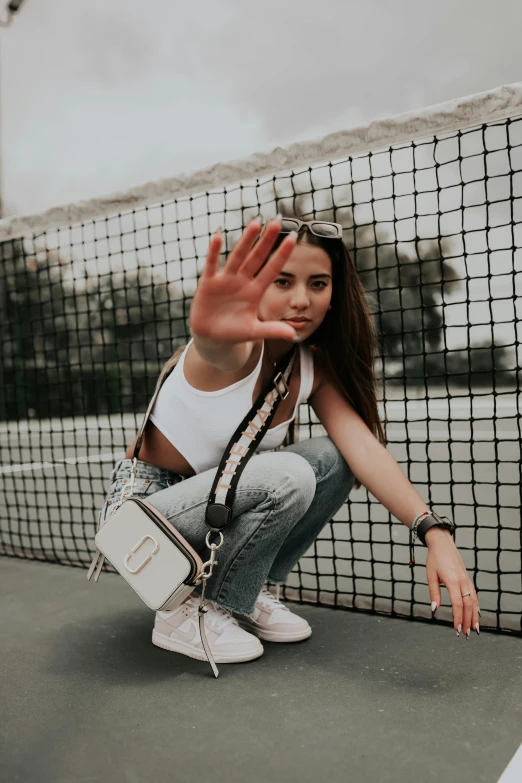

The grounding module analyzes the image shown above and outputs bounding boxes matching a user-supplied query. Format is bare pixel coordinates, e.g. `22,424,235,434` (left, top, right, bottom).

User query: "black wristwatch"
415,511,456,546
409,510,457,569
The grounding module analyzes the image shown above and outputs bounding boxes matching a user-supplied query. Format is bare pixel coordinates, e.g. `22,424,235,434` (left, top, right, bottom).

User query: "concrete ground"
1,557,521,783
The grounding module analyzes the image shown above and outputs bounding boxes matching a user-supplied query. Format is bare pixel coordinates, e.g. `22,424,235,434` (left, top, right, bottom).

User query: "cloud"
2,0,522,215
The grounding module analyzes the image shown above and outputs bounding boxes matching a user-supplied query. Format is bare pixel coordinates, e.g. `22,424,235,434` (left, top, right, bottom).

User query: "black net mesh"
1,114,521,634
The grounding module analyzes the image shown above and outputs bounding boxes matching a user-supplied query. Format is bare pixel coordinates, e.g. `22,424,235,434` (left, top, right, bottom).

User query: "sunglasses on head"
259,217,343,239
279,218,343,239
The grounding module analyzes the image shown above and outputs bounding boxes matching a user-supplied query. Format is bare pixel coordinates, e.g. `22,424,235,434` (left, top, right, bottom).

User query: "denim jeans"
97,436,354,616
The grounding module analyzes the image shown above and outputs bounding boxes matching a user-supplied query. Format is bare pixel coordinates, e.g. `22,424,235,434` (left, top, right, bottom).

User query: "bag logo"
124,535,160,574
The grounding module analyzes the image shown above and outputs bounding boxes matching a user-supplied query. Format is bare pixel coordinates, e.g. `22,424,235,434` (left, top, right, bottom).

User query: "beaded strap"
409,510,432,568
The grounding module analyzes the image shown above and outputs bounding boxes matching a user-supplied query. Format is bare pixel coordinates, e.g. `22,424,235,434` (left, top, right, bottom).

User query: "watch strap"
416,511,456,546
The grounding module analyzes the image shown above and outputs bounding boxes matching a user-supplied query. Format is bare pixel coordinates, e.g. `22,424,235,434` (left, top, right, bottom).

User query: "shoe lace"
206,601,240,632
257,586,289,612
185,596,239,633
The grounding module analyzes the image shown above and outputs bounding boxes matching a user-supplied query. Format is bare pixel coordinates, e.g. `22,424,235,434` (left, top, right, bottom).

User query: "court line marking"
0,452,125,475
0,396,519,435
1,427,519,475
497,741,522,782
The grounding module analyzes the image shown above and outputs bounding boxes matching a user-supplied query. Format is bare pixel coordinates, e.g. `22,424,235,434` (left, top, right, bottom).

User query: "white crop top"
149,338,315,475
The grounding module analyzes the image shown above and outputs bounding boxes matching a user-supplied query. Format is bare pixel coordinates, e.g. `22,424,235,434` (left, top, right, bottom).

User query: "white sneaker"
234,586,312,642
152,594,264,663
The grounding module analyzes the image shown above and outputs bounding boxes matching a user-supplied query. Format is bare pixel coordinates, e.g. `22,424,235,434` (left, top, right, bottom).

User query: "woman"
97,215,480,666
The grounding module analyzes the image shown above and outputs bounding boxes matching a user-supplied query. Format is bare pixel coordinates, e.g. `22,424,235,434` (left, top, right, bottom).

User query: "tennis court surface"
2,557,521,783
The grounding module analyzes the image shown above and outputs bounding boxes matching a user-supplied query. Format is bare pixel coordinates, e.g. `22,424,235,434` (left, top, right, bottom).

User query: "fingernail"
251,216,262,225
287,230,298,239
456,624,462,637
431,601,438,614
292,334,302,342
466,629,470,640
215,226,223,234
275,213,282,221
475,622,480,635
478,609,482,618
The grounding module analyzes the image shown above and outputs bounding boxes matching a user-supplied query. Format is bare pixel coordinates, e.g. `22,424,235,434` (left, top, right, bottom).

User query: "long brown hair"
269,216,386,489
156,215,386,490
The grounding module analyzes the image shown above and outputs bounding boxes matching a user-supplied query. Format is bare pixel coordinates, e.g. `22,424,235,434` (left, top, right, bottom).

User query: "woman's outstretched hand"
425,529,480,638
189,217,301,343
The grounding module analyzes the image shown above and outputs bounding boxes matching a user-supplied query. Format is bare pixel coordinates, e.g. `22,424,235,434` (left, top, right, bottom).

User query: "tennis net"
1,82,521,633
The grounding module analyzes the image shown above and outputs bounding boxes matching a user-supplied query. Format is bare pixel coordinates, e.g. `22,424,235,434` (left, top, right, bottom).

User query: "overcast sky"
1,0,521,217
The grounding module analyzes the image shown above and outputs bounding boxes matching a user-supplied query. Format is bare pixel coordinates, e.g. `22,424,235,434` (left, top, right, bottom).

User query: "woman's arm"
310,374,480,637
191,334,254,373
188,218,299,372
310,377,451,545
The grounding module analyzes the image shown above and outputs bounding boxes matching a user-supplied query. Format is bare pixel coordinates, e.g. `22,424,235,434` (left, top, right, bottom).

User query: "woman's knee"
240,451,316,512
285,435,353,486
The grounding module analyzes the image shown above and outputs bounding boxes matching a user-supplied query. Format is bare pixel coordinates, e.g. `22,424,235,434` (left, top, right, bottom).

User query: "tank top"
149,338,315,475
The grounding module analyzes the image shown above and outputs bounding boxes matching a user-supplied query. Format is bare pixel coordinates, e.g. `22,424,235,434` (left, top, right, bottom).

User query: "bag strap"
205,344,297,532
132,358,176,462
132,341,298,469
196,343,297,679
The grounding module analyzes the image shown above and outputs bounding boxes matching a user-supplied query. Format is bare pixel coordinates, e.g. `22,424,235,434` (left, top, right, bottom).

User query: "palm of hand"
190,272,266,343
190,219,300,344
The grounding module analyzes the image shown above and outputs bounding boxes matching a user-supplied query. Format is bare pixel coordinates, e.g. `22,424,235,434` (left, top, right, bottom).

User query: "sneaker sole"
236,618,312,643
152,629,264,663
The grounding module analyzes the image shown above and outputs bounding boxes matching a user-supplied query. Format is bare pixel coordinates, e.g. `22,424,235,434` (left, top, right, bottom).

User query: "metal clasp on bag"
199,530,224,581
274,372,290,400
198,530,225,613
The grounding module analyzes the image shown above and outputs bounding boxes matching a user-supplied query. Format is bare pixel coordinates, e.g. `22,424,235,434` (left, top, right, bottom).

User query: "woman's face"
258,240,332,340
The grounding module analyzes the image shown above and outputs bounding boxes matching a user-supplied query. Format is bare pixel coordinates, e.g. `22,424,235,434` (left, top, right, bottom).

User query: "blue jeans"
97,436,354,616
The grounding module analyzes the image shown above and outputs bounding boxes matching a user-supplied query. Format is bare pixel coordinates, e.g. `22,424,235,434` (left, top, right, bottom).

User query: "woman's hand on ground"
189,217,300,344
425,529,480,639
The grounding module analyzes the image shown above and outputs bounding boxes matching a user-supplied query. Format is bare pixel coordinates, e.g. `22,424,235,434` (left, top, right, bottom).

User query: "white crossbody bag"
87,343,298,677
